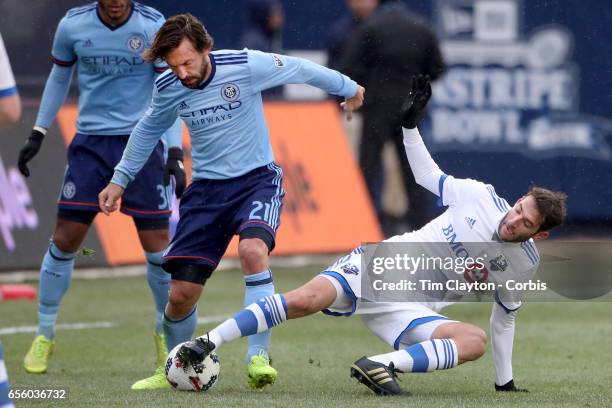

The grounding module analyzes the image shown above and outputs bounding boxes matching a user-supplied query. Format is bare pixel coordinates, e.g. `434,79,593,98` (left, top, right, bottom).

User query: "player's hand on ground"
341,85,365,121
495,379,529,393
400,74,432,129
18,128,46,177
176,338,210,366
98,183,124,215
164,147,186,199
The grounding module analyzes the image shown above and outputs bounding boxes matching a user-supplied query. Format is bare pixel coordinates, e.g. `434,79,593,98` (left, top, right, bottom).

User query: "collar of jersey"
96,3,134,31
189,54,217,90
491,211,507,242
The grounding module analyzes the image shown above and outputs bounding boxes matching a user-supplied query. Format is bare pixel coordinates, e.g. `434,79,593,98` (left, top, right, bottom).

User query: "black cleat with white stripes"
350,357,409,396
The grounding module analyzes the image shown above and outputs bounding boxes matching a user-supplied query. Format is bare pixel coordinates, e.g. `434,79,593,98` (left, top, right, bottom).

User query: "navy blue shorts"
162,163,285,278
58,133,172,219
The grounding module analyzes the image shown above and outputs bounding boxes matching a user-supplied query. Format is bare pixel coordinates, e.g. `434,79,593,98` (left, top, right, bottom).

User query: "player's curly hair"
527,186,567,231
143,13,214,62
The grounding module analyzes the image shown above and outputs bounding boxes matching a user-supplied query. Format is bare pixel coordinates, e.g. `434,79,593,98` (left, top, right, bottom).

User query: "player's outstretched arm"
248,50,364,120
401,75,445,196
490,302,529,392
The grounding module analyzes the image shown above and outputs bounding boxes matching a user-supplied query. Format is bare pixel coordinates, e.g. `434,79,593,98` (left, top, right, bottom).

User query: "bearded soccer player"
17,1,185,389
175,75,567,396
98,13,364,389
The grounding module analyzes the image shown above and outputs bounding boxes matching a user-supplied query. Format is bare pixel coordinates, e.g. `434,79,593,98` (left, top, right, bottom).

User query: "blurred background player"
341,0,445,236
241,0,285,99
175,75,567,396
16,1,184,390
0,29,21,408
98,13,364,389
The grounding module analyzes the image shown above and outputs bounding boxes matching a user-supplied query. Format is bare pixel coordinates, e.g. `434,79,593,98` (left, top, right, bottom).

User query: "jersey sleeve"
490,302,517,385
149,16,169,74
50,17,76,67
247,49,358,98
112,86,178,188
0,33,17,96
439,175,489,207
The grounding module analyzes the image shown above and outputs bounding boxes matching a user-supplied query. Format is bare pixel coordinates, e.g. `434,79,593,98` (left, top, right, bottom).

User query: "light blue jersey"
35,2,177,139
113,49,358,186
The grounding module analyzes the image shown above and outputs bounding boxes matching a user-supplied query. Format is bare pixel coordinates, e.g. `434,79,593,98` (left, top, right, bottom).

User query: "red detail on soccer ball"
189,376,201,391
463,263,489,283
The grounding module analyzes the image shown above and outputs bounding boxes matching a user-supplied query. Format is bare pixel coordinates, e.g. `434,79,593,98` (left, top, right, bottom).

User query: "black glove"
400,74,432,129
18,129,46,177
176,337,215,373
163,147,186,199
495,379,529,392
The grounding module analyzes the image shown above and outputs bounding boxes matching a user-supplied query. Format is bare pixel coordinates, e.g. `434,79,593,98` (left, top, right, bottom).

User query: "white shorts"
319,249,457,350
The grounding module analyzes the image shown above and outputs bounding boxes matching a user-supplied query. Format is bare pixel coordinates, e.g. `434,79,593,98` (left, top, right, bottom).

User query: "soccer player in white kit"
175,75,567,396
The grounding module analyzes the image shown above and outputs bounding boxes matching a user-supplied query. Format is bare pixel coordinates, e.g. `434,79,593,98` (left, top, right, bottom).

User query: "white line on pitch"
0,322,114,335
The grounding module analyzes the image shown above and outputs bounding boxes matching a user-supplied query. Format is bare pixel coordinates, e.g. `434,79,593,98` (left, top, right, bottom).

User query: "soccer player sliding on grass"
176,75,567,396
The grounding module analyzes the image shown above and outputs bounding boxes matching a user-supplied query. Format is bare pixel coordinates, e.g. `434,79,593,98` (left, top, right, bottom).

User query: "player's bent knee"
167,283,200,314
238,239,269,271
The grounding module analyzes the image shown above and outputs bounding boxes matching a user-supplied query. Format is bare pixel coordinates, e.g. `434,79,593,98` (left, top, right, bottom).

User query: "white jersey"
386,175,540,310
0,33,17,96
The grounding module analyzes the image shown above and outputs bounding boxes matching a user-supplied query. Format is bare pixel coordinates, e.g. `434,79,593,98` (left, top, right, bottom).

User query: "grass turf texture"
2,266,611,407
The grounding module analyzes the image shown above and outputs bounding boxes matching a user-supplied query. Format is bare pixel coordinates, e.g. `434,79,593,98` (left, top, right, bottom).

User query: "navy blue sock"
37,242,78,340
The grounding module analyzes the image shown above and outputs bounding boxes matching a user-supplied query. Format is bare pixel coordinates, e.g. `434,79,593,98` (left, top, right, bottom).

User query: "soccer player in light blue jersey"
99,13,365,389
17,1,184,389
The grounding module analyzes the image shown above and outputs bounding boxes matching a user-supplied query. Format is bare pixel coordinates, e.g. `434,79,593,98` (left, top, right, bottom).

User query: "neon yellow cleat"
23,335,54,374
154,333,168,368
131,365,171,390
131,333,171,390
247,351,278,389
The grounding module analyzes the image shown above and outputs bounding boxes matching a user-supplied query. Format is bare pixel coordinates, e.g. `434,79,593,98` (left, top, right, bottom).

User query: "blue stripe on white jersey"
487,185,510,212
520,241,539,265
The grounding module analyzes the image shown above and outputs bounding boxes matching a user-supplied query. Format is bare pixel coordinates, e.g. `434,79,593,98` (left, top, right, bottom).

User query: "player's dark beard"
498,213,530,243
180,56,209,89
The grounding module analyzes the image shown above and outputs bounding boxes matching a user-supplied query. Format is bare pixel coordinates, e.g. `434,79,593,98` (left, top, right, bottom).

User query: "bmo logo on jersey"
442,224,471,258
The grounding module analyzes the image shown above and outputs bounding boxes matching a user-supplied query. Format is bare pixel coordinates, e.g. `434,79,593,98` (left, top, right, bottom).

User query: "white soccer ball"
165,343,220,392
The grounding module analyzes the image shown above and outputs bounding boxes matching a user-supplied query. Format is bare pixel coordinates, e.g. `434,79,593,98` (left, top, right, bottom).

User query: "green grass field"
2,266,611,407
